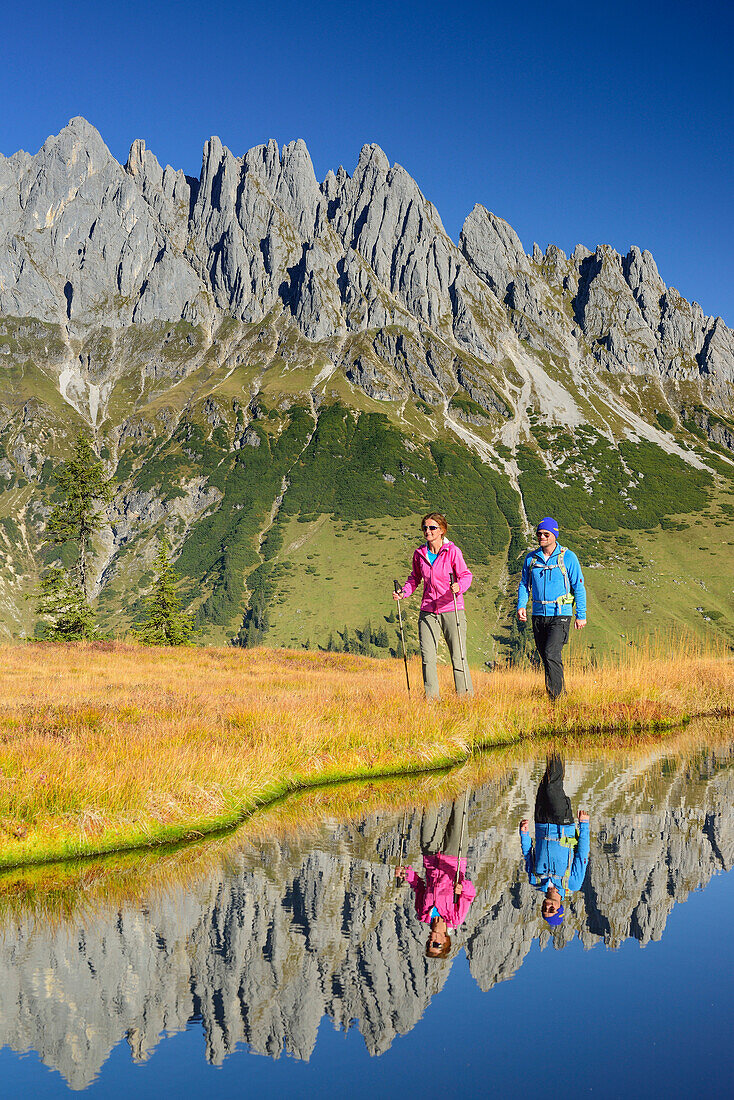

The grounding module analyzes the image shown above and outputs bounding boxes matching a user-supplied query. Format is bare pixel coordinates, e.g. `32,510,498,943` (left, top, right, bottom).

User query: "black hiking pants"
532,615,570,700
534,754,574,825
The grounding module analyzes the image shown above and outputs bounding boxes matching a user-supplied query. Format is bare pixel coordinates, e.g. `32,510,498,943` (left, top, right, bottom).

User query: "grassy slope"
258,512,508,664
0,314,732,656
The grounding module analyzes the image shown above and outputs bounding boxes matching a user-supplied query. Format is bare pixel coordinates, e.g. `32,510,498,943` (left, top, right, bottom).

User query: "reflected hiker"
519,754,590,926
394,513,473,700
517,517,586,700
396,793,475,958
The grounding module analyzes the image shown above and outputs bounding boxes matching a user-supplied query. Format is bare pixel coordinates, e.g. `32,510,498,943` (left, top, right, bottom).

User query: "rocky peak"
622,246,666,330
42,115,111,163
0,118,731,411
459,204,532,299
574,245,655,356
125,139,191,250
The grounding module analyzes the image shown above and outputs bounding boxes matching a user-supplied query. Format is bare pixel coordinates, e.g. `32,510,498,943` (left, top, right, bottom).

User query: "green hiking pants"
418,610,473,700
420,799,464,856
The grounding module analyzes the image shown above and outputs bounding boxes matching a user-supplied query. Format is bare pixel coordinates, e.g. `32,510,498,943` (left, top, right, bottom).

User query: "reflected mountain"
1,733,732,1089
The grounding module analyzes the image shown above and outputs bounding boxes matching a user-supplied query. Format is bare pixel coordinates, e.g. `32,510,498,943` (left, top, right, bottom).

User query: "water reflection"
0,727,732,1089
398,792,475,958
520,755,589,926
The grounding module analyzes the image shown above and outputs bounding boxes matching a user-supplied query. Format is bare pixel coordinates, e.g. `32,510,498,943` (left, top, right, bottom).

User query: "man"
520,754,590,926
517,517,586,700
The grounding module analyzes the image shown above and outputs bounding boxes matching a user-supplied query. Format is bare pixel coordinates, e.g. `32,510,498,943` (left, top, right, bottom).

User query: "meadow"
0,639,731,869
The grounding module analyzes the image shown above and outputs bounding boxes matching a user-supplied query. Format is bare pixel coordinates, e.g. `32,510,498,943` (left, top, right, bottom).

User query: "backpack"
526,545,575,612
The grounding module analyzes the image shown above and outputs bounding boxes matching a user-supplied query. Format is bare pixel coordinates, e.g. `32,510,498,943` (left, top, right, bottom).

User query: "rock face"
1,118,732,404
0,119,210,331
0,741,731,1088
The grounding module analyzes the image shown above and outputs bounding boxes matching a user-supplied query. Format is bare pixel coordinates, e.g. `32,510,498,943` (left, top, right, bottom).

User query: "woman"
394,512,473,699
396,794,476,959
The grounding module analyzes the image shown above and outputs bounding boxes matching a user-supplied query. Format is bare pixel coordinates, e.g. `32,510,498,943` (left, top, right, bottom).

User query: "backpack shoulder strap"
557,546,569,591
554,545,574,607
560,827,580,892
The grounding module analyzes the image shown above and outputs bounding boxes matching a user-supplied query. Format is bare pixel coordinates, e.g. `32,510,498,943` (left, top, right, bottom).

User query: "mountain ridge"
0,118,733,653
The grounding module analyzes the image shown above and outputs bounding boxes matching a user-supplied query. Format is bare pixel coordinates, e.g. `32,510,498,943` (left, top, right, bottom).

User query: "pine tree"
34,566,97,641
244,592,269,647
133,541,196,645
46,432,114,599
35,432,114,640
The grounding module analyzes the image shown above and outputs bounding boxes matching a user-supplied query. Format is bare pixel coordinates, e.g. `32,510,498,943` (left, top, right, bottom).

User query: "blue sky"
3,0,732,323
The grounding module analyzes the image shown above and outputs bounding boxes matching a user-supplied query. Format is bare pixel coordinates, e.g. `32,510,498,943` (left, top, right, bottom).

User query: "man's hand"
518,608,527,623
520,819,530,833
578,811,589,824
575,617,586,630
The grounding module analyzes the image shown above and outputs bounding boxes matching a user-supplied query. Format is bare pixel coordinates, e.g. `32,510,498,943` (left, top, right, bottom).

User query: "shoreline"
0,643,732,871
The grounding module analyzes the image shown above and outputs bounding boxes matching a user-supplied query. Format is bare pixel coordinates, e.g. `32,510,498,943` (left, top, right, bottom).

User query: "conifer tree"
35,566,97,641
35,432,114,640
46,432,115,599
133,540,196,645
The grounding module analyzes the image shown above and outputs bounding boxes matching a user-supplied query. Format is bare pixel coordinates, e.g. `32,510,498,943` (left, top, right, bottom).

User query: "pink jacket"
404,855,476,929
401,540,472,614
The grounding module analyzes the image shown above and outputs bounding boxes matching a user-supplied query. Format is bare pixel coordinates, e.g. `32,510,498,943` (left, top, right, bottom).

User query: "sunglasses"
422,524,440,532
537,530,553,537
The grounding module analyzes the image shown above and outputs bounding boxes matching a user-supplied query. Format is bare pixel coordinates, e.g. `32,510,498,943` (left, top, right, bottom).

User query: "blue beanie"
537,517,559,536
543,905,565,927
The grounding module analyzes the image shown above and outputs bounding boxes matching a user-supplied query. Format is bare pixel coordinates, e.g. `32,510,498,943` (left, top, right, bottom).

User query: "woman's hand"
393,589,405,600
450,581,460,595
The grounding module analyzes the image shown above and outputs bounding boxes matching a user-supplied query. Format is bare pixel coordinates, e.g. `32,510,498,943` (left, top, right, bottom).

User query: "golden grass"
0,639,731,869
2,718,731,931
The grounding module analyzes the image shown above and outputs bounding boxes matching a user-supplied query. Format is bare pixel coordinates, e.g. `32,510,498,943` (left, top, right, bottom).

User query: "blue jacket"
517,544,587,619
520,821,590,898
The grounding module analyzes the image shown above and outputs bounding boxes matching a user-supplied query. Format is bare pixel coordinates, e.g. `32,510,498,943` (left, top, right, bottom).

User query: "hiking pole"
393,580,411,695
450,570,469,692
453,787,470,896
